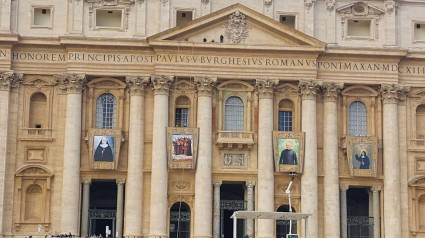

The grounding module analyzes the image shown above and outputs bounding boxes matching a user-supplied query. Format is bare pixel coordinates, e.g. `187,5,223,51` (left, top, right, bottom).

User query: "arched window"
349,101,367,136
170,202,191,238
29,92,47,128
225,96,244,131
175,96,190,127
416,105,425,145
278,99,294,131
96,93,117,129
276,205,297,238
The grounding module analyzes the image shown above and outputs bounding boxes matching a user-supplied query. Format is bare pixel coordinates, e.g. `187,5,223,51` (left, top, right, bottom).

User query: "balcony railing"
347,216,374,238
216,131,254,150
19,128,53,141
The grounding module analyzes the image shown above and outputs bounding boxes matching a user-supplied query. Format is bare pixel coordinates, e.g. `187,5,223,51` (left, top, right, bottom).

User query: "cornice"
324,46,407,57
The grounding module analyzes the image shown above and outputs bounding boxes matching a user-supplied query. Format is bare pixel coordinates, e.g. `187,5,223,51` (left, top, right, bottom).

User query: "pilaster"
246,181,255,238
340,184,349,238
371,186,381,238
213,181,222,238
116,179,125,238
81,178,91,238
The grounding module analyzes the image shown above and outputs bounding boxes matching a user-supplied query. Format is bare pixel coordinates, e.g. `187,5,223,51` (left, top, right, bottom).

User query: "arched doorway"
169,202,191,238
276,205,297,238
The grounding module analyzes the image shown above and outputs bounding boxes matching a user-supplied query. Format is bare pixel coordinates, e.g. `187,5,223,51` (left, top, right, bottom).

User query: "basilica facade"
0,1,425,238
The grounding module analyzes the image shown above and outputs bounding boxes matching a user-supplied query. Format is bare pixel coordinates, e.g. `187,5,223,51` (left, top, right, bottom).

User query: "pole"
233,214,237,238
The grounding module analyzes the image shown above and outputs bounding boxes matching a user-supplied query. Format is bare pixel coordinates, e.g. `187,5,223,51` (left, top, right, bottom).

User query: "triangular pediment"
336,2,385,16
149,4,325,50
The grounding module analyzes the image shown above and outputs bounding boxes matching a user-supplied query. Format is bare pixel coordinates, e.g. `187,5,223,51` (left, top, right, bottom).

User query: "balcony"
347,216,374,238
216,131,254,150
19,128,53,141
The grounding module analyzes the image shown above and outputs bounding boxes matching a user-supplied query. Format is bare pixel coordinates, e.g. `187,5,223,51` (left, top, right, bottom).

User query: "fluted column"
213,181,222,238
246,181,255,238
193,76,217,238
116,179,125,238
0,72,22,238
380,84,401,238
256,79,278,238
81,178,91,238
55,73,86,235
371,186,381,238
340,184,349,238
124,76,150,238
322,83,343,238
299,80,321,238
149,75,174,238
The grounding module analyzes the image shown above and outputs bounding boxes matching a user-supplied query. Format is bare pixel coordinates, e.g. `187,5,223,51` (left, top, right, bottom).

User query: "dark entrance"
347,187,373,238
88,181,118,238
276,205,297,238
220,183,246,238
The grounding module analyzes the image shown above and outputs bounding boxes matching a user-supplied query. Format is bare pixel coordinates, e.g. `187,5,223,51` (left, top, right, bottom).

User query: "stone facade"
0,1,425,238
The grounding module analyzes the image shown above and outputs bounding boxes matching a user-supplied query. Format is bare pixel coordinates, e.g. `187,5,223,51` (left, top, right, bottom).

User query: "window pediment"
87,78,126,89
15,165,53,177
342,85,378,97
85,0,135,6
217,80,254,92
336,2,385,16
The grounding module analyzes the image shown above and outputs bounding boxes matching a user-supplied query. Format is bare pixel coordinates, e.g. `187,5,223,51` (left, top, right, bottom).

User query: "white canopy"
230,211,311,220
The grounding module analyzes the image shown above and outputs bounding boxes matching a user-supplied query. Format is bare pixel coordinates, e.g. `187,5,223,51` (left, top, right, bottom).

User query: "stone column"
398,87,409,238
371,186,381,238
322,83,343,238
246,181,255,238
340,185,349,238
193,76,217,238
299,80,321,238
81,178,91,238
213,181,222,238
380,84,401,238
116,179,125,238
149,75,174,238
0,72,22,238
256,79,278,238
124,76,150,238
55,73,86,235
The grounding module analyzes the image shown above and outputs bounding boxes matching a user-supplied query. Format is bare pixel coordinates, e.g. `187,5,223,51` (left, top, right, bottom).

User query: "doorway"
220,183,246,238
347,187,373,238
88,181,117,238
276,205,297,238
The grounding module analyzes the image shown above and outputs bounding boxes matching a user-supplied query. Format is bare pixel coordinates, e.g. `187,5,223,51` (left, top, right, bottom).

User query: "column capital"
213,180,222,187
55,73,86,94
126,75,150,96
151,75,174,95
380,84,409,104
246,180,256,188
117,179,126,185
255,78,278,99
0,71,23,91
194,76,217,97
82,178,91,184
322,82,343,102
299,79,321,101
397,86,410,105
339,184,349,191
370,186,382,192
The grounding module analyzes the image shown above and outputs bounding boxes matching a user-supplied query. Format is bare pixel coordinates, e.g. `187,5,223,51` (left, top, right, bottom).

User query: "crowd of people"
172,136,193,157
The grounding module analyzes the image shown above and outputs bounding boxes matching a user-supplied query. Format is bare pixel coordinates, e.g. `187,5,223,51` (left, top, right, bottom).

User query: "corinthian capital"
299,79,321,101
322,82,343,102
54,73,86,94
0,71,23,91
380,84,406,104
256,79,278,99
151,75,174,95
126,75,150,96
194,76,217,97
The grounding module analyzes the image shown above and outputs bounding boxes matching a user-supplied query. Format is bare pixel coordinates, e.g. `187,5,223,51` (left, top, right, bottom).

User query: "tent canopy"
230,211,312,220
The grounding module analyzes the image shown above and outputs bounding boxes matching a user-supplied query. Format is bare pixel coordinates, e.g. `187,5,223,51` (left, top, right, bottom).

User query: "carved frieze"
54,73,86,94
223,153,245,167
0,71,23,91
256,79,278,99
225,11,249,43
85,0,135,6
151,75,174,95
194,76,217,97
125,75,150,96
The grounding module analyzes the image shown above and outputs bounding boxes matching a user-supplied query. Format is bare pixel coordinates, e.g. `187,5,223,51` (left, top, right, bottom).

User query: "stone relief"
225,11,249,44
85,0,135,6
223,153,245,167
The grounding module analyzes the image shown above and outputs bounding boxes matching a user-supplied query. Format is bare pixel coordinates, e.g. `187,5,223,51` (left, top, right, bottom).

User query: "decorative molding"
299,80,321,101
171,181,190,190
213,180,222,187
380,84,400,104
305,0,316,10
326,0,335,12
54,73,86,94
0,71,23,91
151,75,174,95
385,0,397,14
201,0,209,4
116,179,126,185
194,76,217,97
125,75,150,96
339,184,349,191
85,0,135,6
82,178,92,184
264,0,272,7
225,11,249,43
246,180,256,188
223,153,245,167
255,79,278,99
322,82,343,102
370,186,381,192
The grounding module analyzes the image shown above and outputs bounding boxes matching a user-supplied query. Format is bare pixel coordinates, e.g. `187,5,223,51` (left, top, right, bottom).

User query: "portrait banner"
167,127,199,169
273,131,305,174
88,129,123,170
346,136,378,177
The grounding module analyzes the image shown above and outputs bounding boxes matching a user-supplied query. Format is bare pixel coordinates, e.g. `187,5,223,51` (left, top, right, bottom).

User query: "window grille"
175,108,189,127
96,93,117,129
278,111,293,131
225,96,244,131
349,101,367,136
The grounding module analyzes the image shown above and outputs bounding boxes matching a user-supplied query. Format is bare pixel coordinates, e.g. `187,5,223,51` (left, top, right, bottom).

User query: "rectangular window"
279,15,296,29
96,9,123,28
32,7,52,28
225,105,244,131
347,19,371,37
414,23,425,41
176,10,193,27
278,111,292,131
175,108,189,127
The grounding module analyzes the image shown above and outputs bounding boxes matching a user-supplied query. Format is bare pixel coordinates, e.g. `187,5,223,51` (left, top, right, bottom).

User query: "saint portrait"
273,131,305,174
93,136,115,162
279,139,299,165
172,134,193,161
